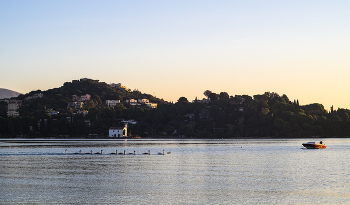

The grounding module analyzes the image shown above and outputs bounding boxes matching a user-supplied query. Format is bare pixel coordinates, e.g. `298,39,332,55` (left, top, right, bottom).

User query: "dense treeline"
1,79,350,138
137,92,350,138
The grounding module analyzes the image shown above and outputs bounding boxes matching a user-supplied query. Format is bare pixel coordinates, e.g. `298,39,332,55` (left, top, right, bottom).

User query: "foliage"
1,79,350,138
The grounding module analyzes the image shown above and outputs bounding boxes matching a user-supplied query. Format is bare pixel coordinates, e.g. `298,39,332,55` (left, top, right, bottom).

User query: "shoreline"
0,137,346,143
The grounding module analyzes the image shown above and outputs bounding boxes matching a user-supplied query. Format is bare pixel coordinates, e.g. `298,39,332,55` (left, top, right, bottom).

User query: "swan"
158,150,165,155
85,150,93,154
110,150,118,155
118,150,126,155
94,150,103,154
73,150,81,154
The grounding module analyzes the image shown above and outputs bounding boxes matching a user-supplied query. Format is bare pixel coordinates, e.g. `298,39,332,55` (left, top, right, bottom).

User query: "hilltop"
0,88,21,99
16,78,166,113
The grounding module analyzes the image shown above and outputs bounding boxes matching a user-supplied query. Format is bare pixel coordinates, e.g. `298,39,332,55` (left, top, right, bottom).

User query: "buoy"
124,150,126,155
65,149,67,154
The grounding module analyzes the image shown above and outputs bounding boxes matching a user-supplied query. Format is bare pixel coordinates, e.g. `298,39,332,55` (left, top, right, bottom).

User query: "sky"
1,0,349,110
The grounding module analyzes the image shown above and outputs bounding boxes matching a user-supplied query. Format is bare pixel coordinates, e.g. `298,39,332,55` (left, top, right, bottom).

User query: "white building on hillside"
126,99,139,106
7,99,22,117
106,100,120,107
146,103,157,108
138,99,149,104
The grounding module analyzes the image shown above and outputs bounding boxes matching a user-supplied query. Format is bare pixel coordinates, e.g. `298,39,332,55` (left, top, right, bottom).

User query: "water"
1,138,350,204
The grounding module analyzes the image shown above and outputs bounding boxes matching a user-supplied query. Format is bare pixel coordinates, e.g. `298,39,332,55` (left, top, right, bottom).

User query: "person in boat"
320,141,323,144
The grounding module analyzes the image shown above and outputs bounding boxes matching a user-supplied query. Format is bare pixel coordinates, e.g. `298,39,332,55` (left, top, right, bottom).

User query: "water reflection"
1,139,350,204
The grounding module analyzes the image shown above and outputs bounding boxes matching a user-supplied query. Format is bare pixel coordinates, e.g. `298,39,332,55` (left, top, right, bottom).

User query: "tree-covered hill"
1,80,350,138
16,79,165,113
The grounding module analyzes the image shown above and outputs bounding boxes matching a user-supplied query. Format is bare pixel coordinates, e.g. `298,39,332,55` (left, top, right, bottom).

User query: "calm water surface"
1,138,350,204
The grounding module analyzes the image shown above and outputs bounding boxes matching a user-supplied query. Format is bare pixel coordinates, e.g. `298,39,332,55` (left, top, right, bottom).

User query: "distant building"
146,103,157,108
138,99,149,104
80,94,91,101
0,99,10,103
125,99,157,108
111,83,130,92
193,98,209,104
72,94,91,102
25,93,43,101
33,93,43,98
76,102,84,109
126,99,140,106
7,99,22,117
67,102,84,110
106,100,120,107
121,119,137,125
46,108,59,115
109,124,127,137
76,110,88,116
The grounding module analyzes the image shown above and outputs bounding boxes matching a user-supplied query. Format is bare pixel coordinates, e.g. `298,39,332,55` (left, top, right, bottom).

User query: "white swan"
158,150,165,155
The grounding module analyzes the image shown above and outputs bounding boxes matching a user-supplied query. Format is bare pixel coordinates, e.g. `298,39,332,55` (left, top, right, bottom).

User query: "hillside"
15,78,167,114
1,79,350,139
0,88,22,99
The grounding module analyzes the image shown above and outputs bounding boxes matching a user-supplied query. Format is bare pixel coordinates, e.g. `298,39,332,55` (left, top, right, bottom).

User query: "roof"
109,127,125,130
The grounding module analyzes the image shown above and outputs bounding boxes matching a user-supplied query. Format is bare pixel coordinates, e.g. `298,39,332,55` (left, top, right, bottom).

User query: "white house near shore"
109,124,127,137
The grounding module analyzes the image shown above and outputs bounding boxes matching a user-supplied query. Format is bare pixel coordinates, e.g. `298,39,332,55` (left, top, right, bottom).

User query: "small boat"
302,141,326,149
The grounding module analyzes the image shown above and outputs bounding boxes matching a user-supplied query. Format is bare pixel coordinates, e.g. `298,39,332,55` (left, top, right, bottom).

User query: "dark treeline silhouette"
1,79,350,138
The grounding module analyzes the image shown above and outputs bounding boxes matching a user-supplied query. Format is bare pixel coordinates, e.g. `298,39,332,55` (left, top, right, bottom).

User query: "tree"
0,101,7,117
219,92,229,100
203,90,212,99
208,93,219,102
177,97,188,103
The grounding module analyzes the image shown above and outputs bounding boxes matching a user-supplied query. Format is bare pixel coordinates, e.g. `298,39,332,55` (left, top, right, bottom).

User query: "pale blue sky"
1,0,349,110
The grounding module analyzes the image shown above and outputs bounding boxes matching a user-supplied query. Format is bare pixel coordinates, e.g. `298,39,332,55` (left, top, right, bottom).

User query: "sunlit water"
1,138,350,204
